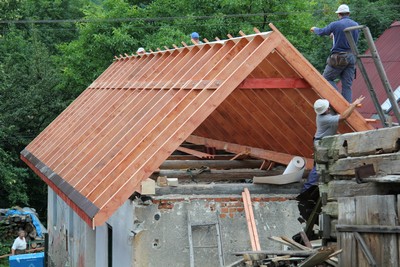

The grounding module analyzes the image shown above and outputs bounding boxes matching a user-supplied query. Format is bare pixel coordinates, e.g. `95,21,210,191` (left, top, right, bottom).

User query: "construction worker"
302,95,365,191
190,32,203,45
136,47,145,56
310,4,359,102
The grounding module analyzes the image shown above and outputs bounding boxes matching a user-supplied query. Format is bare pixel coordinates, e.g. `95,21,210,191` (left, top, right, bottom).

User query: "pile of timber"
233,236,340,267
314,126,400,266
0,207,45,250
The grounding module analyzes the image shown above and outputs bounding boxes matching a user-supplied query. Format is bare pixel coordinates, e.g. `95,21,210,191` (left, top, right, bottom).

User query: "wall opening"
107,224,113,267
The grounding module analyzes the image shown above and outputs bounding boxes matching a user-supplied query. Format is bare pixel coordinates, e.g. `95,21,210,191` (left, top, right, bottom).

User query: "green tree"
57,0,147,95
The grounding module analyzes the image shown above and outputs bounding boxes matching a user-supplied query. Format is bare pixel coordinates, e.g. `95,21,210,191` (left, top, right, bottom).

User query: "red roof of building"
352,21,400,124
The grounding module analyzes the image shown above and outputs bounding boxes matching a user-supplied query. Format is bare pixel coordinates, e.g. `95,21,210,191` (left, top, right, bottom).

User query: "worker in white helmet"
302,95,365,192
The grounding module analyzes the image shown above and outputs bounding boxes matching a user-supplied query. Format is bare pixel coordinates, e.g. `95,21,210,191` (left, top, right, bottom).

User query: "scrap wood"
269,236,340,266
242,188,261,251
281,236,312,251
234,250,316,257
268,236,292,247
298,246,335,267
225,258,245,267
271,255,291,262
299,231,312,248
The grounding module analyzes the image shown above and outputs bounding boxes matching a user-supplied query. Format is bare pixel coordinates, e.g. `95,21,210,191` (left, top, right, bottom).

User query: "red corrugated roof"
352,21,400,122
21,24,372,227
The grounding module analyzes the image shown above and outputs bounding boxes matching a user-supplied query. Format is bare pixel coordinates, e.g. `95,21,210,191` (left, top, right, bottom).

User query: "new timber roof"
21,23,373,227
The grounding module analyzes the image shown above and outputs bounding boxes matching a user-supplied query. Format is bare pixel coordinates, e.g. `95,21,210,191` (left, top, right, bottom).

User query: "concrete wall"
133,193,302,267
47,188,134,267
47,188,95,267
48,186,302,267
96,200,135,267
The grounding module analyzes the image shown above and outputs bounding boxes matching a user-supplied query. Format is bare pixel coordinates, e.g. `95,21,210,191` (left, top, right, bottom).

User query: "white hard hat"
314,99,330,114
335,4,350,13
137,47,145,53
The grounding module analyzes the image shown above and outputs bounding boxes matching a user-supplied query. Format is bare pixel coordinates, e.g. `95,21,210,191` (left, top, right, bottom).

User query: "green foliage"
57,0,146,94
0,1,77,215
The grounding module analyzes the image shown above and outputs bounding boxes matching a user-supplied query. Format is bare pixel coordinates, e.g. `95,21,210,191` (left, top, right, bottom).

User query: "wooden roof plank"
61,47,203,182
48,89,136,169
102,57,140,89
114,55,156,89
269,23,372,132
122,53,171,89
39,92,119,163
44,59,148,164
34,89,109,159
91,32,283,224
26,89,96,152
86,89,205,204
246,89,309,154
90,59,127,88
222,91,291,151
63,89,165,185
259,88,314,154
70,46,222,187
76,88,199,192
239,78,310,89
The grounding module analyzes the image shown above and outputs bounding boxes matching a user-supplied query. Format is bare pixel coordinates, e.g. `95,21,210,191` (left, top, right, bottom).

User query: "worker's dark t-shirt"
313,16,359,53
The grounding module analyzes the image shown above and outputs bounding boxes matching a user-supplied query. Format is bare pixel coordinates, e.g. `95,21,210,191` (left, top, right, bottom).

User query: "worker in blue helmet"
190,32,203,44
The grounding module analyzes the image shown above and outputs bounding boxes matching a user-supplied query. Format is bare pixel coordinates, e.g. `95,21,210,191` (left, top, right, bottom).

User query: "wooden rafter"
187,135,314,169
269,23,373,132
176,146,214,159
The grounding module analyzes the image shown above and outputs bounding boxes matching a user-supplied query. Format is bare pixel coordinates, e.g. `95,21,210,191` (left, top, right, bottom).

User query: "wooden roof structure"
20,23,372,227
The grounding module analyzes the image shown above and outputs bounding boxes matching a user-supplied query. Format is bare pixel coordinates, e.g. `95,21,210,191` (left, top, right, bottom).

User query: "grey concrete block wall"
132,194,302,267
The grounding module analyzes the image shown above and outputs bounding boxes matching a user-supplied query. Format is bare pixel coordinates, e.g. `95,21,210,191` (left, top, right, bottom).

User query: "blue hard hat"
191,32,200,39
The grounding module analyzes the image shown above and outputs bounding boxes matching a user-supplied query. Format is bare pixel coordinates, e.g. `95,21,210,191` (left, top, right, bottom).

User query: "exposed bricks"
151,196,291,213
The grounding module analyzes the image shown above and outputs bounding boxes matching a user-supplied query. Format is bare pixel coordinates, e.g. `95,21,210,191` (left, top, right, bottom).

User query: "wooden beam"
150,168,282,181
336,224,400,233
242,188,258,251
187,135,314,169
176,146,214,159
167,154,235,160
245,188,261,250
298,247,335,267
159,159,263,169
238,78,310,89
234,250,316,256
328,153,400,177
354,232,377,267
269,23,373,132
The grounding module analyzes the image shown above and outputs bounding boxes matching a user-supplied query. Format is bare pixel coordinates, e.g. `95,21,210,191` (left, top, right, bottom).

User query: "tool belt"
327,52,349,67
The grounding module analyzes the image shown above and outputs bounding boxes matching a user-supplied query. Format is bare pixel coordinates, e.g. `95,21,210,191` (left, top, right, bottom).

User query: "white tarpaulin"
253,156,306,185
